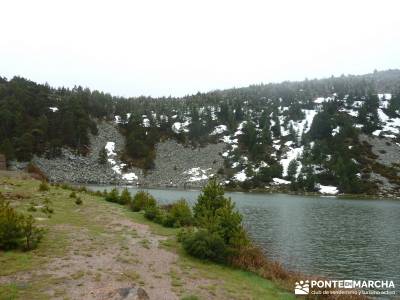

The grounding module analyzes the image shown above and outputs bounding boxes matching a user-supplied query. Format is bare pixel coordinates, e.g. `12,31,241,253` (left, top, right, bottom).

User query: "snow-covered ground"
372,109,400,138
280,146,303,177
105,142,116,156
233,169,248,182
183,167,211,182
272,177,290,185
104,141,138,183
318,184,338,195
210,125,227,135
172,120,190,134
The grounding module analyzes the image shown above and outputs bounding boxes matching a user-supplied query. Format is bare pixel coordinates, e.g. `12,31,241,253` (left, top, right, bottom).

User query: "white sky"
1,0,399,97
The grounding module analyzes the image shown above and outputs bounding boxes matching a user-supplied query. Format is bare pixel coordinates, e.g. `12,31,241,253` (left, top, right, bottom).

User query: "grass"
0,175,295,300
0,284,19,300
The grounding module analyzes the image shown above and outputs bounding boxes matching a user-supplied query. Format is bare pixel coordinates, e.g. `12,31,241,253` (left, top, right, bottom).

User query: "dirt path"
40,220,180,300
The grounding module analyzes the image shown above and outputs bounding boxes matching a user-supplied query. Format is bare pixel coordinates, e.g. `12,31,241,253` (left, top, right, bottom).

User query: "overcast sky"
1,0,399,97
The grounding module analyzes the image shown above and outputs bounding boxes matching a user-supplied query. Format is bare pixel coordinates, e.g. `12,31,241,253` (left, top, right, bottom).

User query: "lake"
87,185,400,296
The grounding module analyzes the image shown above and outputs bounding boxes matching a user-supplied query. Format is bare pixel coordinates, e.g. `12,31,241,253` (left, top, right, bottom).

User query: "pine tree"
98,147,108,165
287,159,298,182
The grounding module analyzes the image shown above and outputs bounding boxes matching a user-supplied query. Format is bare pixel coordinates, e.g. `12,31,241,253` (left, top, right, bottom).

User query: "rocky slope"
19,122,225,188
140,140,224,188
31,122,142,185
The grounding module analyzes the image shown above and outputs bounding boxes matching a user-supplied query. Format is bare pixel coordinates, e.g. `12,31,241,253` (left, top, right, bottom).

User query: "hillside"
2,70,400,196
0,172,294,300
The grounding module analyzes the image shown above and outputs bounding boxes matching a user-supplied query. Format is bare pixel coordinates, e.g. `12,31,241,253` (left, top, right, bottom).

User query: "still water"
88,185,400,294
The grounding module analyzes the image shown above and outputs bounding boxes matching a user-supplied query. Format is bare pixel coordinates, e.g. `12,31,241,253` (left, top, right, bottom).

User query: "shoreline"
79,181,400,201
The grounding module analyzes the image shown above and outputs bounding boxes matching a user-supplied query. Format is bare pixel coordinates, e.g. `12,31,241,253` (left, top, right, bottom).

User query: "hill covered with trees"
1,69,400,195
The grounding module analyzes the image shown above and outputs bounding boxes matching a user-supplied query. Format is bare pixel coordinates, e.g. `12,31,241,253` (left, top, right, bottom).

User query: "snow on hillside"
272,178,290,185
372,108,400,138
142,116,150,127
210,125,227,135
234,169,248,182
280,146,303,177
105,142,116,156
183,167,212,182
172,120,190,134
104,141,138,183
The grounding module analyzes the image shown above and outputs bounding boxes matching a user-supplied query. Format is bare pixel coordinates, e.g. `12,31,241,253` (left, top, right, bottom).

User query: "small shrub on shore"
119,188,132,205
38,181,50,192
69,191,76,198
75,197,83,205
144,204,162,221
130,191,156,212
181,229,227,263
0,199,44,251
162,199,193,228
105,188,120,204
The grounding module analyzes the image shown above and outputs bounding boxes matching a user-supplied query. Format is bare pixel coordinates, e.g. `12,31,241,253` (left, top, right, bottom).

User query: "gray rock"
115,287,149,300
139,139,224,188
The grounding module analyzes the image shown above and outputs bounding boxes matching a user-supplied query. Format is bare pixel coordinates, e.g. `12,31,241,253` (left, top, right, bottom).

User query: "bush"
69,191,76,198
27,201,37,212
38,181,50,192
42,198,54,215
144,204,162,221
21,215,44,250
193,179,249,249
182,229,227,263
105,188,119,203
163,199,193,228
0,199,43,250
130,191,156,212
75,197,83,205
177,179,250,263
119,188,132,205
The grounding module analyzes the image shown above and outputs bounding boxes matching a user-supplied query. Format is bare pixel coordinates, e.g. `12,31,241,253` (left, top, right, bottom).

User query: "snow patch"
142,118,150,127
332,126,340,136
183,167,210,182
272,178,290,185
210,125,228,135
122,172,138,182
234,121,247,136
233,169,248,182
318,184,338,195
172,121,189,134
373,109,400,138
105,142,116,156
280,146,303,177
